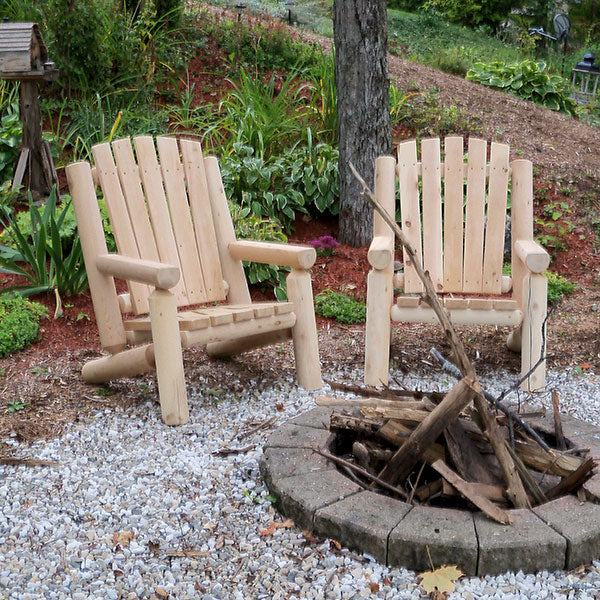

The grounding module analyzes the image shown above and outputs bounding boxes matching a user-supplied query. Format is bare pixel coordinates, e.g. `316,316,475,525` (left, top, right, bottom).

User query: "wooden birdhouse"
0,22,52,77
0,22,58,198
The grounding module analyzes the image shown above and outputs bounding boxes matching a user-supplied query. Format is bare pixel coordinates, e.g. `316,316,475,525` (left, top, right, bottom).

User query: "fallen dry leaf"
329,538,342,551
302,530,319,543
112,531,134,548
259,518,294,536
418,565,463,594
382,576,392,586
369,581,380,593
275,402,284,411
215,535,225,550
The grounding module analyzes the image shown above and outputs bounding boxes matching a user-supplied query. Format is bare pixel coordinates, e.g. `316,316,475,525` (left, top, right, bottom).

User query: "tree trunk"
334,0,391,247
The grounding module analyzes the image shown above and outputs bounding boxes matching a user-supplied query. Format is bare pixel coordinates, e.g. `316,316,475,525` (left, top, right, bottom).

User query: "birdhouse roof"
0,22,48,63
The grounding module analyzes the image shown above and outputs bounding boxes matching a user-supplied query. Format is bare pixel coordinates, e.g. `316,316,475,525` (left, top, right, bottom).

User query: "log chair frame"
66,136,322,425
364,137,549,392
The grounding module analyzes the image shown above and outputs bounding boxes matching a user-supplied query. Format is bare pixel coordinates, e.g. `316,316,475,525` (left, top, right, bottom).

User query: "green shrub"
503,264,575,303
229,203,289,300
315,290,367,324
0,294,48,357
466,60,577,116
220,138,339,232
546,271,576,304
0,83,21,184
424,0,519,31
0,195,115,253
203,9,319,71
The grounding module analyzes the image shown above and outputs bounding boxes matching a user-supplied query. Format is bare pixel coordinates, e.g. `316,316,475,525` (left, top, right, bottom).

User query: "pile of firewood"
317,380,595,525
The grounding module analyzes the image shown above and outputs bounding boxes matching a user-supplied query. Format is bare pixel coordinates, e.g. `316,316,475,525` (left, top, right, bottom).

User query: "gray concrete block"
287,406,334,429
260,446,331,491
314,491,412,563
475,509,566,575
534,495,600,569
388,506,478,575
264,422,332,450
272,469,362,530
583,474,600,502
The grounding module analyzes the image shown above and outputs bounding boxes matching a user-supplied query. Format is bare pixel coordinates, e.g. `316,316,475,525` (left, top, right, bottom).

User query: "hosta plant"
466,60,577,117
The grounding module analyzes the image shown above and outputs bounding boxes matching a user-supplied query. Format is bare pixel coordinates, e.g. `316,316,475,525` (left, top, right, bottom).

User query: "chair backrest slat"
133,136,188,307
462,138,487,293
156,136,207,306
398,140,423,293
204,156,251,304
180,139,226,300
442,136,465,292
421,137,443,292
395,136,511,297
482,142,510,294
93,142,151,313
111,138,160,266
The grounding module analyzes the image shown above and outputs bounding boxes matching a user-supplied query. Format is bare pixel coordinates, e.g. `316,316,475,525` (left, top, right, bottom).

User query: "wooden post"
19,80,48,197
521,273,547,392
365,156,396,386
148,288,189,425
286,268,322,390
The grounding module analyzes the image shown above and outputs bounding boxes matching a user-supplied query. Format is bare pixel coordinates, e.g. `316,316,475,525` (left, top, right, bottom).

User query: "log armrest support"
96,254,180,289
514,240,550,273
368,235,394,270
229,240,316,270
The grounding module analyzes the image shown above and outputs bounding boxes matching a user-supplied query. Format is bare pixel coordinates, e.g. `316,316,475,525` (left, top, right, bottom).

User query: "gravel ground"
1,366,600,600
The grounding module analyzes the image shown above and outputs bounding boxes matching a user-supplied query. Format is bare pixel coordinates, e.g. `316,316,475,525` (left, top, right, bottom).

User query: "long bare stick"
314,447,409,500
350,161,529,508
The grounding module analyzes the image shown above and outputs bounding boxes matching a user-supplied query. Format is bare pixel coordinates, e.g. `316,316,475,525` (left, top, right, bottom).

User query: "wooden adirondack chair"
365,137,549,392
65,135,322,425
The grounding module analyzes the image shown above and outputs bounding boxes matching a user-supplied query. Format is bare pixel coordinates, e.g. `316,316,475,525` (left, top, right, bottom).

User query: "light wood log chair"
365,137,549,392
66,135,322,425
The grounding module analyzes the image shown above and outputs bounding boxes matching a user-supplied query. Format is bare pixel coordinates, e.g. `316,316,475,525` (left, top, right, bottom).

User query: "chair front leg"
521,273,547,392
149,288,189,425
364,268,393,386
286,268,322,390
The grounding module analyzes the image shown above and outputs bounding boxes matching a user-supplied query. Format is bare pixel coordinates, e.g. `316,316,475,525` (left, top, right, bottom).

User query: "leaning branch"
349,161,529,508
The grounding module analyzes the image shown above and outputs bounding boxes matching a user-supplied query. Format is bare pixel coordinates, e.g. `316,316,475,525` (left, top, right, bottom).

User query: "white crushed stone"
1,366,600,600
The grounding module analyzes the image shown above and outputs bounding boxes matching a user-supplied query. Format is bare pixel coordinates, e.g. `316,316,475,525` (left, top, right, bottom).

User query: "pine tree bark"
334,0,391,247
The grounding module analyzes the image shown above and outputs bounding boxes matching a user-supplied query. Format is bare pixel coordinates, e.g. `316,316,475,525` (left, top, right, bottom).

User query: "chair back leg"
286,269,322,390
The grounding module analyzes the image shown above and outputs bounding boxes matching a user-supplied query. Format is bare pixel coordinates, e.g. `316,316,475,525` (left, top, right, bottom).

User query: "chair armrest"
96,254,180,289
514,240,550,273
368,235,394,270
229,240,316,270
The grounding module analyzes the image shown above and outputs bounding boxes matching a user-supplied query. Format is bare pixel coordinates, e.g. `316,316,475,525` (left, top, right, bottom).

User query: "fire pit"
260,403,600,576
